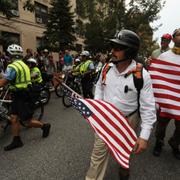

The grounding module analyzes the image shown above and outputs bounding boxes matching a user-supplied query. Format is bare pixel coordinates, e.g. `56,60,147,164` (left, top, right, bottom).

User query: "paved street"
0,93,179,180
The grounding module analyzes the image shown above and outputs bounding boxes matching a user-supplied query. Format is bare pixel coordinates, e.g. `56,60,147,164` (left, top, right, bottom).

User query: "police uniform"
80,59,95,98
5,59,33,121
31,66,43,84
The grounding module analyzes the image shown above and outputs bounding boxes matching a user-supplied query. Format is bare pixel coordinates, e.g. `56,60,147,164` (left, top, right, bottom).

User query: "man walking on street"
85,30,156,180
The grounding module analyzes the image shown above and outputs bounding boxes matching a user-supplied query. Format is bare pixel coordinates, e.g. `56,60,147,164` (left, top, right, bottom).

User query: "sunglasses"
112,45,128,51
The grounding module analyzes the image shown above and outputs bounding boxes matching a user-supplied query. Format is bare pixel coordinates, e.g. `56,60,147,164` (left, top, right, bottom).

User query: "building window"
0,31,20,51
36,37,44,50
35,2,48,24
10,0,19,17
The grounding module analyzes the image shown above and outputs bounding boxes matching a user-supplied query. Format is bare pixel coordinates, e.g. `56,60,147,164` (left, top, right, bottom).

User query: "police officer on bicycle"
0,44,51,151
79,50,95,98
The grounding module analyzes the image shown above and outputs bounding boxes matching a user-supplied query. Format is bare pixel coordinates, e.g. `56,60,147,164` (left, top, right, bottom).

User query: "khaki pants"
85,112,140,180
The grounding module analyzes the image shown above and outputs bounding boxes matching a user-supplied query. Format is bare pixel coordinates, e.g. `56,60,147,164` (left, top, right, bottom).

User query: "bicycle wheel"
33,100,44,120
0,105,11,132
62,94,72,107
40,89,51,105
55,83,64,97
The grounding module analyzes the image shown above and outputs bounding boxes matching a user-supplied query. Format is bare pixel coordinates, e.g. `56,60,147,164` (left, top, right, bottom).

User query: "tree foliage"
76,0,165,56
43,0,76,51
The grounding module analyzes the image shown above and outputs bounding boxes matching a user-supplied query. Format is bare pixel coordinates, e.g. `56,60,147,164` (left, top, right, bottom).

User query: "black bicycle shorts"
10,91,34,122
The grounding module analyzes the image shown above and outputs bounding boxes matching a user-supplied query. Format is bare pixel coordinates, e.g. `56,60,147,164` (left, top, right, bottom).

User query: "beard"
110,56,118,64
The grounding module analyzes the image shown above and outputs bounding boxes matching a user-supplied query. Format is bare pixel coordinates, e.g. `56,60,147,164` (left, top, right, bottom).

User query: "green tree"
84,17,105,52
44,0,76,51
76,0,165,56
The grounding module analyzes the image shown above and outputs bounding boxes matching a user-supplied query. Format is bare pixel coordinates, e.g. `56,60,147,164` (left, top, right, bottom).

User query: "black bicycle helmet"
110,29,140,59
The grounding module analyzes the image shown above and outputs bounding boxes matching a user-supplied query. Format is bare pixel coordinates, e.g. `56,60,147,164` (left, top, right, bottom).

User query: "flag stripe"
87,99,136,146
155,97,180,108
151,75,180,85
89,117,130,163
160,112,180,120
153,89,180,98
83,99,132,153
91,123,129,169
149,58,180,120
150,63,180,71
96,100,137,139
154,93,180,102
151,59,180,68
160,107,180,116
158,102,180,111
149,71,179,82
149,66,180,76
91,124,129,168
152,79,180,89
152,84,180,94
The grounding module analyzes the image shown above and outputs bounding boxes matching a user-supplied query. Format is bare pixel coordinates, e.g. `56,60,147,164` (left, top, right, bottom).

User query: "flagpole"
61,82,82,99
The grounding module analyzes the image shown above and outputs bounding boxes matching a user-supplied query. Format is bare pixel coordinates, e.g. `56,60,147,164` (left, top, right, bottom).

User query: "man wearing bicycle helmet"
85,30,156,180
0,44,51,151
79,50,95,98
27,58,43,85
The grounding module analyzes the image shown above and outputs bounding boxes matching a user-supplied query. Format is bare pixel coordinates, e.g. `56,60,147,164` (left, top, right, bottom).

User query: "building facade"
0,0,80,54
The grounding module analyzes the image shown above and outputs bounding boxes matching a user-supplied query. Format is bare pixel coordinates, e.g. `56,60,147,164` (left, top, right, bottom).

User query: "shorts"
10,91,34,121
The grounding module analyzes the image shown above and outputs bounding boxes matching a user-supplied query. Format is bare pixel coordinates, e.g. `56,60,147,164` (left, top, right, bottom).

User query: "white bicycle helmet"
7,44,23,56
27,58,37,64
74,58,80,62
80,50,90,57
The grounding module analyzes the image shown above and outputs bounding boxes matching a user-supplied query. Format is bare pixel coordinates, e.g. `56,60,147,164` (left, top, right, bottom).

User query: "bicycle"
62,74,82,107
0,86,44,133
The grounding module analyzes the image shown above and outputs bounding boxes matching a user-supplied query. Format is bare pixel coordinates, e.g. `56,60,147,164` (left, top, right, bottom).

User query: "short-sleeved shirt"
64,55,73,66
3,67,16,81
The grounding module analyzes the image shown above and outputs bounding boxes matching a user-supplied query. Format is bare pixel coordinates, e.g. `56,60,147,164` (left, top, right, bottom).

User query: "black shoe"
168,140,180,160
119,174,129,180
153,141,163,157
4,136,23,151
41,123,51,138
119,168,130,180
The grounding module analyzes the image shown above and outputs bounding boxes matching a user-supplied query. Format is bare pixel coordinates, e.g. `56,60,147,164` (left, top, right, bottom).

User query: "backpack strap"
133,63,144,116
125,63,144,116
102,63,112,85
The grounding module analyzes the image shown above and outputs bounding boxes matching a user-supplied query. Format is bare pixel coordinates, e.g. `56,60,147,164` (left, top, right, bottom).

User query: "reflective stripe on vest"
31,67,43,83
80,60,92,74
8,60,32,90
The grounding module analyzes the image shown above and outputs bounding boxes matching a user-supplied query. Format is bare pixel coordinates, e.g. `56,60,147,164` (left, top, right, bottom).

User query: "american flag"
148,59,180,120
62,83,137,169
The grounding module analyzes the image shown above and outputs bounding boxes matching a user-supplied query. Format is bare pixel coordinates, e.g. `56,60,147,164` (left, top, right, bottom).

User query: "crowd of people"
0,27,180,180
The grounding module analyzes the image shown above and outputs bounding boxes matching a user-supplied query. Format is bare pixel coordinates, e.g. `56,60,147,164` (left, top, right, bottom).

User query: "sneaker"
168,139,180,160
4,136,23,151
153,140,163,157
41,123,51,138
